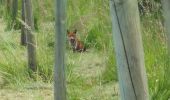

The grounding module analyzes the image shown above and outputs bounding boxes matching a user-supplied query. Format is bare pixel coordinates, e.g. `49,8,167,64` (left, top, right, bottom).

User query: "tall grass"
0,0,169,100
0,30,29,87
141,15,170,99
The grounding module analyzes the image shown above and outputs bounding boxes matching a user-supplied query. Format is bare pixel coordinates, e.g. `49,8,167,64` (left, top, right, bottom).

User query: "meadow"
0,0,170,100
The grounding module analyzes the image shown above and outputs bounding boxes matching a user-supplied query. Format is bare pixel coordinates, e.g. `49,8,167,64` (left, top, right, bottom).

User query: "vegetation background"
0,0,169,100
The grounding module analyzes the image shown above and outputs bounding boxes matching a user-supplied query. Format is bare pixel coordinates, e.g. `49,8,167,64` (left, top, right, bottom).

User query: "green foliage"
0,0,39,31
0,0,169,99
101,50,118,83
141,16,170,99
85,25,109,50
0,1,4,18
3,0,21,30
32,0,40,31
0,31,29,87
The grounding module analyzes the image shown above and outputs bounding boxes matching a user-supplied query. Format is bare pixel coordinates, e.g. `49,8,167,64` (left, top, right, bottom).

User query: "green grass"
0,0,170,100
0,17,118,99
141,16,170,99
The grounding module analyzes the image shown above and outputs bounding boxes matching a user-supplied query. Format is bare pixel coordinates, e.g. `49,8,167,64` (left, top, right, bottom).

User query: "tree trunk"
25,0,36,71
21,0,27,46
110,0,149,99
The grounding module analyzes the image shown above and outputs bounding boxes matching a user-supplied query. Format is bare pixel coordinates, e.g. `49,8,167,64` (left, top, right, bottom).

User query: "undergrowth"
0,0,169,100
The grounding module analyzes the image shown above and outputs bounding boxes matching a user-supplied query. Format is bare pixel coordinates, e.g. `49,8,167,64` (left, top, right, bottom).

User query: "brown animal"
67,29,86,52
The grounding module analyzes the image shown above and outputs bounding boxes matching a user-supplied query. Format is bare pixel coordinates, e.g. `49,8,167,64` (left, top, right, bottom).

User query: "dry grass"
0,88,53,100
0,18,118,99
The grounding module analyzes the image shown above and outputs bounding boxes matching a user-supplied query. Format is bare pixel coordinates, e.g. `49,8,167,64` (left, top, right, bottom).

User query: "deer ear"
73,29,77,34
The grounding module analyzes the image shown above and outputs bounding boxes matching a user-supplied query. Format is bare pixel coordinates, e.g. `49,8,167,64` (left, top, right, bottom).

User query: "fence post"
54,0,67,100
110,0,149,99
25,0,37,71
11,0,18,25
21,0,27,46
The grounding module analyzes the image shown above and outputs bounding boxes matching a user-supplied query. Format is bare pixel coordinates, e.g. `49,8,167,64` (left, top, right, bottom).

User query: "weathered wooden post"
110,0,149,100
54,0,67,100
25,0,37,71
21,0,27,46
11,0,18,24
162,0,170,54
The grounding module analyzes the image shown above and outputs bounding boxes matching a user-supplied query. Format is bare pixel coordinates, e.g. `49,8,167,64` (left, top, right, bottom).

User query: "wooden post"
110,0,149,100
54,0,66,100
11,0,18,23
21,0,27,46
162,0,170,54
25,0,37,71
